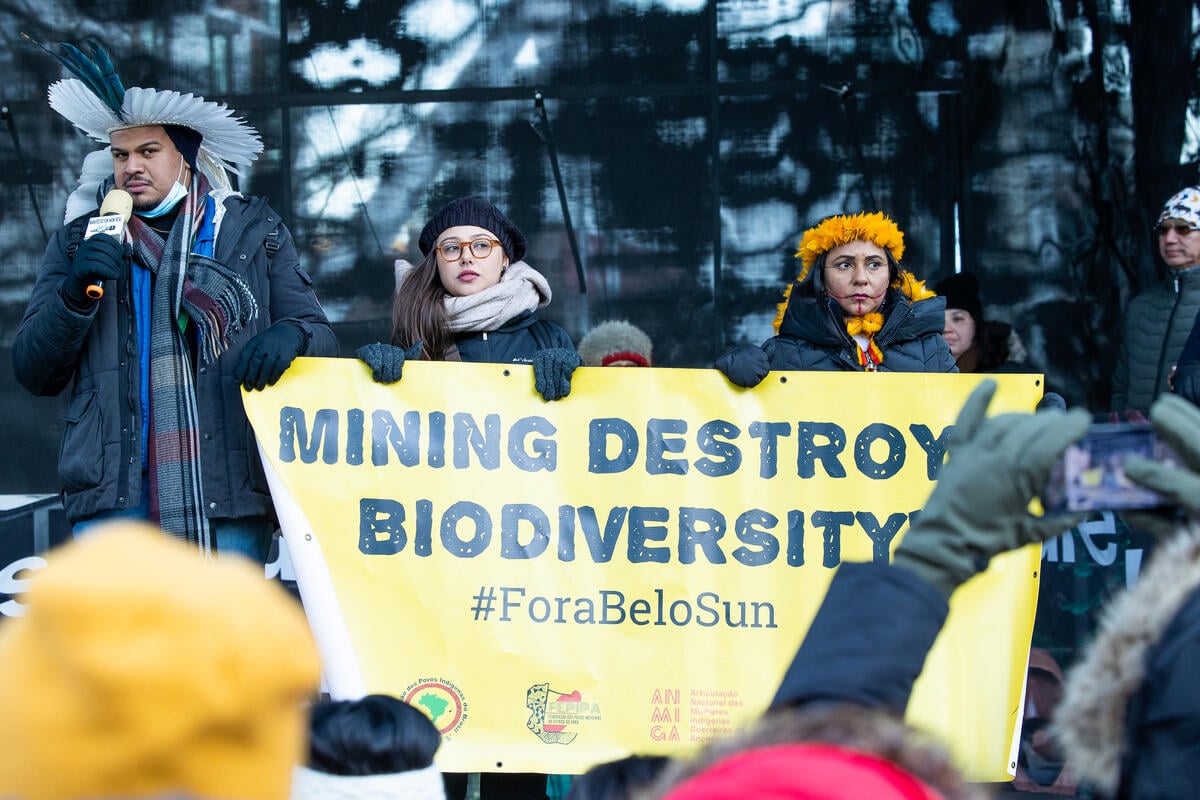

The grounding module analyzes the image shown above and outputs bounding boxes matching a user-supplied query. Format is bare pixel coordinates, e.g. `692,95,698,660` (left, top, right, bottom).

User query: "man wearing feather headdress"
12,41,338,560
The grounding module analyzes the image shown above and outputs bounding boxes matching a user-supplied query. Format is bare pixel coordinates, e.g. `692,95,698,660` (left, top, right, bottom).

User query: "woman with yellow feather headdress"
715,212,956,385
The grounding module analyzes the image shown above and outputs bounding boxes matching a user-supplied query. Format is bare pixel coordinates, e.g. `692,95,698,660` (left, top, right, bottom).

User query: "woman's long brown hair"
390,249,452,360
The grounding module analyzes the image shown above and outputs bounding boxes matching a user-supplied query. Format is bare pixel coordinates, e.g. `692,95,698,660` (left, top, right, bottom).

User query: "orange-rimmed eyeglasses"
436,238,502,261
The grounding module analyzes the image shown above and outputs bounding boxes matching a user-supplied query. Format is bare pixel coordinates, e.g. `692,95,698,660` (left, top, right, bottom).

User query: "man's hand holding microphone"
62,189,132,310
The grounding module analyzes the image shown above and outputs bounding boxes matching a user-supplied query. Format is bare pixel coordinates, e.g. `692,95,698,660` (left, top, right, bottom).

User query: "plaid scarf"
126,174,256,552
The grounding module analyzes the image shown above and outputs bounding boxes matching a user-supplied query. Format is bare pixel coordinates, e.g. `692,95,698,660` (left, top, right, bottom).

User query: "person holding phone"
714,211,956,386
1053,393,1200,799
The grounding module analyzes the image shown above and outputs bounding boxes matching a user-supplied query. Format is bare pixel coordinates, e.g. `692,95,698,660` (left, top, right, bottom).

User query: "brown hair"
390,249,452,360
638,704,985,800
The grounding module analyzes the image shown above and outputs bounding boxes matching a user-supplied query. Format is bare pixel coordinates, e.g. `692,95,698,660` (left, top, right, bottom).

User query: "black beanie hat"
163,124,202,170
934,271,984,322
418,196,527,262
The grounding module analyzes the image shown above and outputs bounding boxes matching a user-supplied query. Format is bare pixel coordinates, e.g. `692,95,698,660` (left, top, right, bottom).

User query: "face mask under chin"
138,161,190,219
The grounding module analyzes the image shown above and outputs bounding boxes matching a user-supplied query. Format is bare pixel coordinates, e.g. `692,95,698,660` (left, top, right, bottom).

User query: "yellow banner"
243,359,1043,779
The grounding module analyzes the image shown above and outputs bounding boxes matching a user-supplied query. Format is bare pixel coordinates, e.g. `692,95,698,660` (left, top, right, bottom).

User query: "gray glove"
532,348,583,401
1124,393,1200,517
892,379,1090,597
715,344,770,388
356,342,422,384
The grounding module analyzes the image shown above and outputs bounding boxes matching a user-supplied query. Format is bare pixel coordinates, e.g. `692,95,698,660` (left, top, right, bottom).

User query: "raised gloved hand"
356,342,423,384
892,379,1090,597
233,321,308,392
1124,393,1200,518
715,344,770,388
532,348,583,401
63,235,126,309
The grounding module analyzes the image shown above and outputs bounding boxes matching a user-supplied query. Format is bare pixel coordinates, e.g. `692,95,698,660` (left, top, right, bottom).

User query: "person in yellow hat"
0,520,321,800
715,212,956,386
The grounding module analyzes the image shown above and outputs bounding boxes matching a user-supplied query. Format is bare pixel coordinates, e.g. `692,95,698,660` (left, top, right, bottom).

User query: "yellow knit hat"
0,521,321,800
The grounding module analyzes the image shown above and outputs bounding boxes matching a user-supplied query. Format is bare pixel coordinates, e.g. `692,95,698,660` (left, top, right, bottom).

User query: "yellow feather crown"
793,211,906,281
772,213,928,335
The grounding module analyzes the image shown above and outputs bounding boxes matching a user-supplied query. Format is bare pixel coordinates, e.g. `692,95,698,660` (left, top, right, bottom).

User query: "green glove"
892,379,1090,597
1124,393,1200,517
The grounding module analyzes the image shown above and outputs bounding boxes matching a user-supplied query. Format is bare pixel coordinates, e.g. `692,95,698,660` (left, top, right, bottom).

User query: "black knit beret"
418,196,527,262
933,271,984,322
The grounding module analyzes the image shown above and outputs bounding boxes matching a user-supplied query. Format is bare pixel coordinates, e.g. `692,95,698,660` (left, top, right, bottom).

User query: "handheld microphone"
82,189,133,299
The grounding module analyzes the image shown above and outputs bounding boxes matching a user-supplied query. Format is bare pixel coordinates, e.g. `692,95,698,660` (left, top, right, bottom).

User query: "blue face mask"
138,161,189,219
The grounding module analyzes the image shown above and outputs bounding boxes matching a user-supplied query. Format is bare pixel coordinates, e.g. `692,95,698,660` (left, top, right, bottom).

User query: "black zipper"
1156,274,1184,396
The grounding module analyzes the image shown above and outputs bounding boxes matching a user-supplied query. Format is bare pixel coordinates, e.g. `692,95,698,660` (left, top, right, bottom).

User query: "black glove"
63,235,126,309
533,348,583,401
715,344,770,388
892,379,1090,597
1035,391,1067,412
233,322,308,391
356,342,423,384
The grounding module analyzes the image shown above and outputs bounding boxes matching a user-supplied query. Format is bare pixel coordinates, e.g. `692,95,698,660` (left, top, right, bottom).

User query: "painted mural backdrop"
0,6,1196,791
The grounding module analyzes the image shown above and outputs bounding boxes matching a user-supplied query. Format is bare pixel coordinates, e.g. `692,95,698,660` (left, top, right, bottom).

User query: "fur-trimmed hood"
1052,522,1200,796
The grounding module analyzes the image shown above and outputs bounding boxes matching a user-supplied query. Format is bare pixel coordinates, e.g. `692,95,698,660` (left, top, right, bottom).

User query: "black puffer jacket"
718,276,957,382
12,194,338,523
958,320,1037,374
454,309,574,364
769,285,955,372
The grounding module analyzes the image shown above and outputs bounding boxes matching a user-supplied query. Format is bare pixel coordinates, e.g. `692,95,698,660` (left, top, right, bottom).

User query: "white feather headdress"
33,38,263,219
48,80,263,182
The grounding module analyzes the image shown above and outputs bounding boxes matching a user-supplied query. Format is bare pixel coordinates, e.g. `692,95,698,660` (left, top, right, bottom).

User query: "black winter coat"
1055,525,1200,799
770,561,948,714
12,194,338,523
453,309,574,364
722,284,956,378
1171,311,1200,407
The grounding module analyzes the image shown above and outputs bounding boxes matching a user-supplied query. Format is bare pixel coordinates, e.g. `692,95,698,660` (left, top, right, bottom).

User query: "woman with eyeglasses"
715,211,956,386
356,196,580,400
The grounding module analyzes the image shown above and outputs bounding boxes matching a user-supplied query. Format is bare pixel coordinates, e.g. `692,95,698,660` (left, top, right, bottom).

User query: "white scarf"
393,260,553,333
291,764,446,800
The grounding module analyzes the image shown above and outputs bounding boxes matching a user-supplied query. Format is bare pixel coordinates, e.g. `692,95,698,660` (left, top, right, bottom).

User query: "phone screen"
1042,422,1179,513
